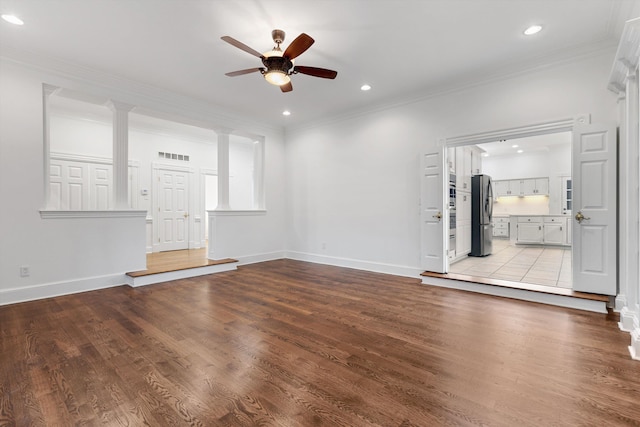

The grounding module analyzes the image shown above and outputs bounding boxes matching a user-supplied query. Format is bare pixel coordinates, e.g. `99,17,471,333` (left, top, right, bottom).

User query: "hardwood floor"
1,259,638,426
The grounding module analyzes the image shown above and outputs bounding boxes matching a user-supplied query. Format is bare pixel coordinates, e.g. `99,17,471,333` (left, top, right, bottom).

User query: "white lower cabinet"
516,219,543,244
513,216,570,246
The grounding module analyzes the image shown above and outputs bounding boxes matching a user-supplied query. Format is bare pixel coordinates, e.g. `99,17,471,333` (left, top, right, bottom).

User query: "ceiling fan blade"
294,66,338,79
280,81,293,93
225,68,263,77
221,36,264,59
283,33,314,60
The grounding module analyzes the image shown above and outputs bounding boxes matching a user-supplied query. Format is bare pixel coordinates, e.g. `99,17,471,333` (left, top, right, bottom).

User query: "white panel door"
49,160,89,210
159,170,189,251
572,124,617,295
90,164,112,210
421,148,447,273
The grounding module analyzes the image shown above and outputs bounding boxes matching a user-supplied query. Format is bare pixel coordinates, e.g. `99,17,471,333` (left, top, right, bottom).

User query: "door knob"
433,211,442,220
575,211,590,224
183,213,189,218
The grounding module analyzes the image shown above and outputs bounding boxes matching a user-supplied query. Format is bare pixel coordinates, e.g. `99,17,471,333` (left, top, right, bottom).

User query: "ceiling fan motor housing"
261,56,293,75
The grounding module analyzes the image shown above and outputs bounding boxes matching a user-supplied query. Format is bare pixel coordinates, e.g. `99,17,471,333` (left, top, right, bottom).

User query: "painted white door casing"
572,123,617,295
421,148,447,273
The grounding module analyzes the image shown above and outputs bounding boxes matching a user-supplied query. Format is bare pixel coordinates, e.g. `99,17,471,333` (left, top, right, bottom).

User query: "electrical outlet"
20,265,30,277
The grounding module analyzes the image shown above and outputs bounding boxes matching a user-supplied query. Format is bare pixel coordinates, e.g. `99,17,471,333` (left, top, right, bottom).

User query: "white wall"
285,51,618,276
0,58,287,305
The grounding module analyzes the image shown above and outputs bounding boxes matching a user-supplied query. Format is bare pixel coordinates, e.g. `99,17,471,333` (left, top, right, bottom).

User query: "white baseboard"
0,274,128,306
285,251,422,278
619,306,638,332
234,251,286,266
615,294,627,312
631,328,640,361
422,276,608,313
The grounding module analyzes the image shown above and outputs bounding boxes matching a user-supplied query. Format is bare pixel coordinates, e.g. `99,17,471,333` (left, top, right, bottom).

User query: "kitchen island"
507,215,572,246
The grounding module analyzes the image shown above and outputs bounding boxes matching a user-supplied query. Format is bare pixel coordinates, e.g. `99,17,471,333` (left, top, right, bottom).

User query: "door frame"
151,162,195,253
434,114,591,274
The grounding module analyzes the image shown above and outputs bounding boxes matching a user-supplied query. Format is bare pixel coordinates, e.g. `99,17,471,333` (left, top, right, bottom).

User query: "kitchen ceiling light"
524,25,542,36
2,14,24,25
282,110,291,116
361,84,372,91
512,144,519,148
517,150,524,153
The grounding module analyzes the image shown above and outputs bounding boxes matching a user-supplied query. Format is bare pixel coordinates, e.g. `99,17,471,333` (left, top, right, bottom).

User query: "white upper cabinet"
493,177,549,197
455,146,483,192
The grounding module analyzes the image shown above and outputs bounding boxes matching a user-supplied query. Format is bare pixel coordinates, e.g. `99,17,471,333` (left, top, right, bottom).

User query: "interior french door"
571,123,617,295
420,146,447,273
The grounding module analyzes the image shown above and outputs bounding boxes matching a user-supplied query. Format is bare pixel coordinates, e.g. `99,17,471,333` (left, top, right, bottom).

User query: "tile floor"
449,238,572,288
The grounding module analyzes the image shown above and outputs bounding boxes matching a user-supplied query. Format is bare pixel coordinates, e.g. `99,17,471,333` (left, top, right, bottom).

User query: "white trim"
421,276,608,313
285,251,422,279
444,116,588,146
608,17,640,94
0,274,129,306
40,209,147,219
207,209,267,216
619,307,638,332
234,251,286,266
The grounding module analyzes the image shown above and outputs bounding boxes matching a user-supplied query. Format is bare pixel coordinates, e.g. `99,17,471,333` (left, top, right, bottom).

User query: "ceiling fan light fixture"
264,70,291,86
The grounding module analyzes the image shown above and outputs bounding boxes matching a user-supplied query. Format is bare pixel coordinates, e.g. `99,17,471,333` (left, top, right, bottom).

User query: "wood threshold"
126,248,236,277
421,271,609,302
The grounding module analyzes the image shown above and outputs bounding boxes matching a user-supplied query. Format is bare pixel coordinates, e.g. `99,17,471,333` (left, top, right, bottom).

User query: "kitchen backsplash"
492,195,550,215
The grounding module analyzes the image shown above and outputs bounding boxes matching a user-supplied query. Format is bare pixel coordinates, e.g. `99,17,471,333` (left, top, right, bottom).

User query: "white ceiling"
1,0,639,128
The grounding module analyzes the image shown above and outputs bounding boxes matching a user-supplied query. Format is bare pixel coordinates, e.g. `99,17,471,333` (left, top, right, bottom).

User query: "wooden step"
421,271,610,313
125,248,238,287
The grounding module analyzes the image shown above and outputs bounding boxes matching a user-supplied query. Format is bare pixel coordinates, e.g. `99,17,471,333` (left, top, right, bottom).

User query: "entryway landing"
126,248,237,287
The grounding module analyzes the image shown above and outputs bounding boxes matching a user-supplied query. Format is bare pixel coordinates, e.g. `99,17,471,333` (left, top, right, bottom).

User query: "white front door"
159,170,189,251
572,123,617,295
421,147,447,273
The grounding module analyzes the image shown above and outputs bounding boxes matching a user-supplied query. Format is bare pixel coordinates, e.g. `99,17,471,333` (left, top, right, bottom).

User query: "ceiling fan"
221,29,338,93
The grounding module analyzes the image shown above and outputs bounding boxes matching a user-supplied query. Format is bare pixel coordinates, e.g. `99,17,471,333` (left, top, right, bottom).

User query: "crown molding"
0,46,283,136
286,40,617,134
608,17,640,94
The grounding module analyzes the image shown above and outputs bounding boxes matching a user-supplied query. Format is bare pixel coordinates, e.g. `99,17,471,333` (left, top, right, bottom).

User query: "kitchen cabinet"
493,177,549,197
543,223,564,244
516,217,543,243
456,222,471,256
494,180,520,197
513,215,570,246
455,146,483,192
492,216,509,237
521,178,549,196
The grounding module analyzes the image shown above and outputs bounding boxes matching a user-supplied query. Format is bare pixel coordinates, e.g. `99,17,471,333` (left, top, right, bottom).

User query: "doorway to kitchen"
446,131,573,291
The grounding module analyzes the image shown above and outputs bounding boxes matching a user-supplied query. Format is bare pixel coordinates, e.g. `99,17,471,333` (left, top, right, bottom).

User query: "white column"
617,90,629,314
42,84,60,209
216,128,231,210
253,137,265,209
107,101,134,210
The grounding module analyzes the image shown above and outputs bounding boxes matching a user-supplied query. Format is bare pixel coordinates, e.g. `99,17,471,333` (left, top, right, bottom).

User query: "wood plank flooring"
1,259,639,426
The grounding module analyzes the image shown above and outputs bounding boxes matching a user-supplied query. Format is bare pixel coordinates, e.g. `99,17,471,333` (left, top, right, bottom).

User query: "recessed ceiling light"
517,149,524,153
524,25,542,36
360,84,372,91
512,144,519,148
481,153,489,157
282,110,291,116
2,14,24,25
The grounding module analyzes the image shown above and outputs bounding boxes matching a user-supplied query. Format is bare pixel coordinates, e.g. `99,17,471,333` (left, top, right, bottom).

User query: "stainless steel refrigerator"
470,174,493,257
